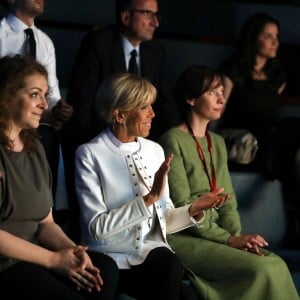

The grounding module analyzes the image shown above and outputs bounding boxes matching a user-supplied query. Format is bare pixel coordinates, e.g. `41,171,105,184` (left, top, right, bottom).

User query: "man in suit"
66,0,174,141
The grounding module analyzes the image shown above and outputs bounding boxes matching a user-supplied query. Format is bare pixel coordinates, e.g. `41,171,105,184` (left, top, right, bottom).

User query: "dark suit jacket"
67,25,174,141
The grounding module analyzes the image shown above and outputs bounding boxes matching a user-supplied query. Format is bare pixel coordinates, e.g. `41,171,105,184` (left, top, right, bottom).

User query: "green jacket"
159,127,241,244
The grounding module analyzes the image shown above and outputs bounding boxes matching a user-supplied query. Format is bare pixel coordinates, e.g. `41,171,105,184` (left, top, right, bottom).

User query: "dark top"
66,25,174,141
0,141,53,271
218,57,287,176
219,56,286,136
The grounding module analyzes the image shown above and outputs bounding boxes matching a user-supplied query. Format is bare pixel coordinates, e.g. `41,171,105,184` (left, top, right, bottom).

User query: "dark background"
1,0,300,98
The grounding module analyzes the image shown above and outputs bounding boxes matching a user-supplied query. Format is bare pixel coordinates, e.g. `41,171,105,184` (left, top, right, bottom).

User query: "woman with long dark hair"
219,12,300,219
219,13,286,176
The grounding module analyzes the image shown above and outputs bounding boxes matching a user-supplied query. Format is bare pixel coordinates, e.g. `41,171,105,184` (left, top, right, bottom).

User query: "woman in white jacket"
75,72,227,300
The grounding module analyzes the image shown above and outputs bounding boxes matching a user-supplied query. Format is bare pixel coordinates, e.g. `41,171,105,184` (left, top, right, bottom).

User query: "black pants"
119,247,197,300
0,251,119,300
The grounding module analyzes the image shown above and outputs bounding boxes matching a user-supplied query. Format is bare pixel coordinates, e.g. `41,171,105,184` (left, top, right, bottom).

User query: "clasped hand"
50,245,103,292
227,234,269,256
51,99,73,130
189,188,229,220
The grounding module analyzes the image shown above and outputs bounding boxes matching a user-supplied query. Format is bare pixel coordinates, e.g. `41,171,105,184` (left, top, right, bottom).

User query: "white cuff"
189,210,205,226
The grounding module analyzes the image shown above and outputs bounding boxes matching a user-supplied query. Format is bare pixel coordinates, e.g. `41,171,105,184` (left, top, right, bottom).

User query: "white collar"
6,14,35,33
106,127,141,153
121,34,140,58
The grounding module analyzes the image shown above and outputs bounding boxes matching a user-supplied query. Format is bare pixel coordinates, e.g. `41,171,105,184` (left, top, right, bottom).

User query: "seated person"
0,0,74,199
74,72,226,300
63,0,175,238
159,65,299,300
0,55,118,300
219,13,300,185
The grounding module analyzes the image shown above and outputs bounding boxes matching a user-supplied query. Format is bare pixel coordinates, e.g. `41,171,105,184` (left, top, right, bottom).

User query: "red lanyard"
186,122,216,191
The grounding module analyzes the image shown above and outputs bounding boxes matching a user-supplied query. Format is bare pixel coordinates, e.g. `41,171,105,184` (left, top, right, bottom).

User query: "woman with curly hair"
0,55,119,300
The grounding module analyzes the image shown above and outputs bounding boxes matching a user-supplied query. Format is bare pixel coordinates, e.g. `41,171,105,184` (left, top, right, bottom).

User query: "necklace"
185,122,216,191
185,122,219,221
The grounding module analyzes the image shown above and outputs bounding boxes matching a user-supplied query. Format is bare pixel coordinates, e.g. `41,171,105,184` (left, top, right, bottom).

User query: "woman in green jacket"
159,65,299,300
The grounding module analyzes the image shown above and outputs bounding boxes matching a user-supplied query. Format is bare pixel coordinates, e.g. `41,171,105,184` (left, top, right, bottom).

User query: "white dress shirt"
121,34,140,75
0,14,61,110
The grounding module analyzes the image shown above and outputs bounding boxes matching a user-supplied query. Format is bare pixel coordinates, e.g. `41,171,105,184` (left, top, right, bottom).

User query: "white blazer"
75,128,202,257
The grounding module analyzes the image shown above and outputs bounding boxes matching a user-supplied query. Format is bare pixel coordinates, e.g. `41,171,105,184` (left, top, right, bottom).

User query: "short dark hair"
0,55,48,152
174,65,222,121
115,0,158,24
0,0,9,10
115,0,134,24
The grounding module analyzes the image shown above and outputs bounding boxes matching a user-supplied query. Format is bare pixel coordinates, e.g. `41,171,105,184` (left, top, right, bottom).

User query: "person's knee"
87,251,119,285
248,254,287,278
157,248,183,278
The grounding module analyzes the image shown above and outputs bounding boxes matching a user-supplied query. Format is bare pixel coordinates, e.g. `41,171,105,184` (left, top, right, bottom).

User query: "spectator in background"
219,12,285,177
0,0,73,202
159,65,299,300
75,72,226,300
66,0,174,142
68,0,170,141
63,0,175,240
219,12,300,218
0,55,118,300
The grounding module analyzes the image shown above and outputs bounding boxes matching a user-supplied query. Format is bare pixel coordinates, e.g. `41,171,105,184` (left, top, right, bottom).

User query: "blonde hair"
95,73,157,124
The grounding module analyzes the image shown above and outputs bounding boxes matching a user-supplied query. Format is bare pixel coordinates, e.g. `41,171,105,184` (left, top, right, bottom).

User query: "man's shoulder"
0,16,10,32
141,37,164,52
76,24,121,53
86,24,120,42
0,16,6,27
34,24,54,44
